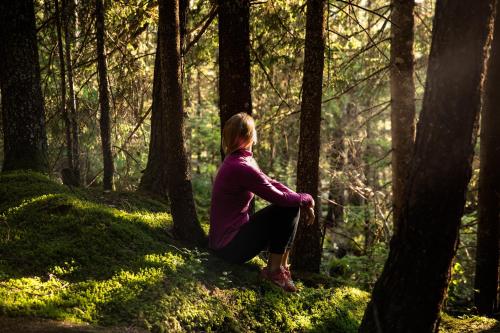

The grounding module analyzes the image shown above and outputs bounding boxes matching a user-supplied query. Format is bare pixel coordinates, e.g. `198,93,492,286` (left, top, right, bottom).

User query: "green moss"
0,171,370,332
439,313,498,332
2,171,492,332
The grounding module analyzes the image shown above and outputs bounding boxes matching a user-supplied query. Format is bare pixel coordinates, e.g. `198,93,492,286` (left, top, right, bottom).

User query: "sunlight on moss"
248,255,266,267
439,313,498,333
143,252,186,271
0,266,166,324
0,171,393,332
126,211,172,227
2,193,66,217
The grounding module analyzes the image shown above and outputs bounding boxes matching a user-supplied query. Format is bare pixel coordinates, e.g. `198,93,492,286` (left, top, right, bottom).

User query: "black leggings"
214,204,300,264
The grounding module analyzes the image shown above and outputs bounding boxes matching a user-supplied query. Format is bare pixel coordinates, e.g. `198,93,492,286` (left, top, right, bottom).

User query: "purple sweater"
209,148,313,250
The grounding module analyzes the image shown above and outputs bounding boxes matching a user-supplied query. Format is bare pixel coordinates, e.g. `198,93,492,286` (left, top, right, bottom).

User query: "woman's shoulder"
221,155,259,176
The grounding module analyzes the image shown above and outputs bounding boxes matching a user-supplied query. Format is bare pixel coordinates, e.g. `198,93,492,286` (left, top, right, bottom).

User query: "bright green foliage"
0,171,370,332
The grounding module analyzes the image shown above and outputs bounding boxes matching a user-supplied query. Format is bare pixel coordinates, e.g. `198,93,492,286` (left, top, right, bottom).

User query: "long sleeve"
237,162,313,207
263,174,295,194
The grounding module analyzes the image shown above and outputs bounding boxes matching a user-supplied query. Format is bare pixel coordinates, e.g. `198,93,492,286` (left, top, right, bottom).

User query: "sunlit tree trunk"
391,0,416,231
96,0,114,191
0,0,48,172
474,2,500,316
359,1,494,331
159,0,206,245
291,0,327,273
217,0,252,159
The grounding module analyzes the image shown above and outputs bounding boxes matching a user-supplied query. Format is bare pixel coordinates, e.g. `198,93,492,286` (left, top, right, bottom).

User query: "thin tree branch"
184,4,218,54
250,46,293,110
333,0,395,26
323,65,390,103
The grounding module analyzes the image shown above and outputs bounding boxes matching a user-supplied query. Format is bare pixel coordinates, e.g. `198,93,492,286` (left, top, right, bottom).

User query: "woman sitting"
209,112,315,292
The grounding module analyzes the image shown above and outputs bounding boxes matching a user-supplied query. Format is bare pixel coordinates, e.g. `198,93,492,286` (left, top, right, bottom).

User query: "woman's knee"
270,205,299,228
274,205,299,217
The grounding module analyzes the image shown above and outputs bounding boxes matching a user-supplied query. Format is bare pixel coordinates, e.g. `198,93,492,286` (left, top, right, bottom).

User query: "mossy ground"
0,171,497,332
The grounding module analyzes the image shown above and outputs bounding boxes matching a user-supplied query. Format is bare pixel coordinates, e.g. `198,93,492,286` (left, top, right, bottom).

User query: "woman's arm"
238,162,313,207
249,157,295,194
263,174,295,194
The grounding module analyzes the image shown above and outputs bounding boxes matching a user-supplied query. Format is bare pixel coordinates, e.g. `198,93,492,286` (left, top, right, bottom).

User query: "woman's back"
209,148,310,249
209,149,255,249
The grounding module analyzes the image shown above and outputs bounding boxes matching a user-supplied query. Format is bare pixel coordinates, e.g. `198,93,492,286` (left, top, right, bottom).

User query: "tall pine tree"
159,0,206,245
474,0,500,316
0,0,48,172
63,0,80,184
390,0,416,231
217,0,252,159
291,0,327,273
359,1,494,331
96,0,114,191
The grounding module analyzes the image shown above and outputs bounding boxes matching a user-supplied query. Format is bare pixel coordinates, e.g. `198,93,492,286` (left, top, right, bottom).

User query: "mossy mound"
0,171,369,332
1,171,495,332
439,313,499,332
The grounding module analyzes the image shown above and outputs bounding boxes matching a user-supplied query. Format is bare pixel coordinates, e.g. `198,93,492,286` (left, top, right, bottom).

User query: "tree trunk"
364,118,375,253
55,0,75,182
139,41,169,198
217,0,252,159
325,111,346,229
291,0,327,273
96,0,114,191
179,0,189,50
474,3,500,316
159,0,206,246
0,0,48,172
140,0,190,198
63,0,80,185
391,0,416,232
359,1,494,332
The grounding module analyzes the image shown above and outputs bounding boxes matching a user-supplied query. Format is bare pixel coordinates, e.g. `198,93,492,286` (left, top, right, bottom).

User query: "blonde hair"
222,113,257,155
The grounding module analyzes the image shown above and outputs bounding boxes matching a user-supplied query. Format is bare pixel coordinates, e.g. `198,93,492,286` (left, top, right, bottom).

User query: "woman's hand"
301,206,316,225
308,198,315,209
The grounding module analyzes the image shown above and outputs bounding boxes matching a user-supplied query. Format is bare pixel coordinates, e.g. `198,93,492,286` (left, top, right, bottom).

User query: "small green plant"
326,243,388,291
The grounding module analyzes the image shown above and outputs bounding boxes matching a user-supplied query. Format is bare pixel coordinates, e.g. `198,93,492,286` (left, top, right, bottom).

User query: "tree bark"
179,0,189,50
96,0,114,191
140,0,191,198
55,0,75,180
390,0,416,231
217,0,252,159
63,0,80,184
359,1,494,332
291,0,327,273
0,0,48,172
325,111,346,229
139,41,169,198
159,0,206,246
474,2,500,316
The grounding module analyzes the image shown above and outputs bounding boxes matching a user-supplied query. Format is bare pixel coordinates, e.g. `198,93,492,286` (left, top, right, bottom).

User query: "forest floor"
0,171,498,332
